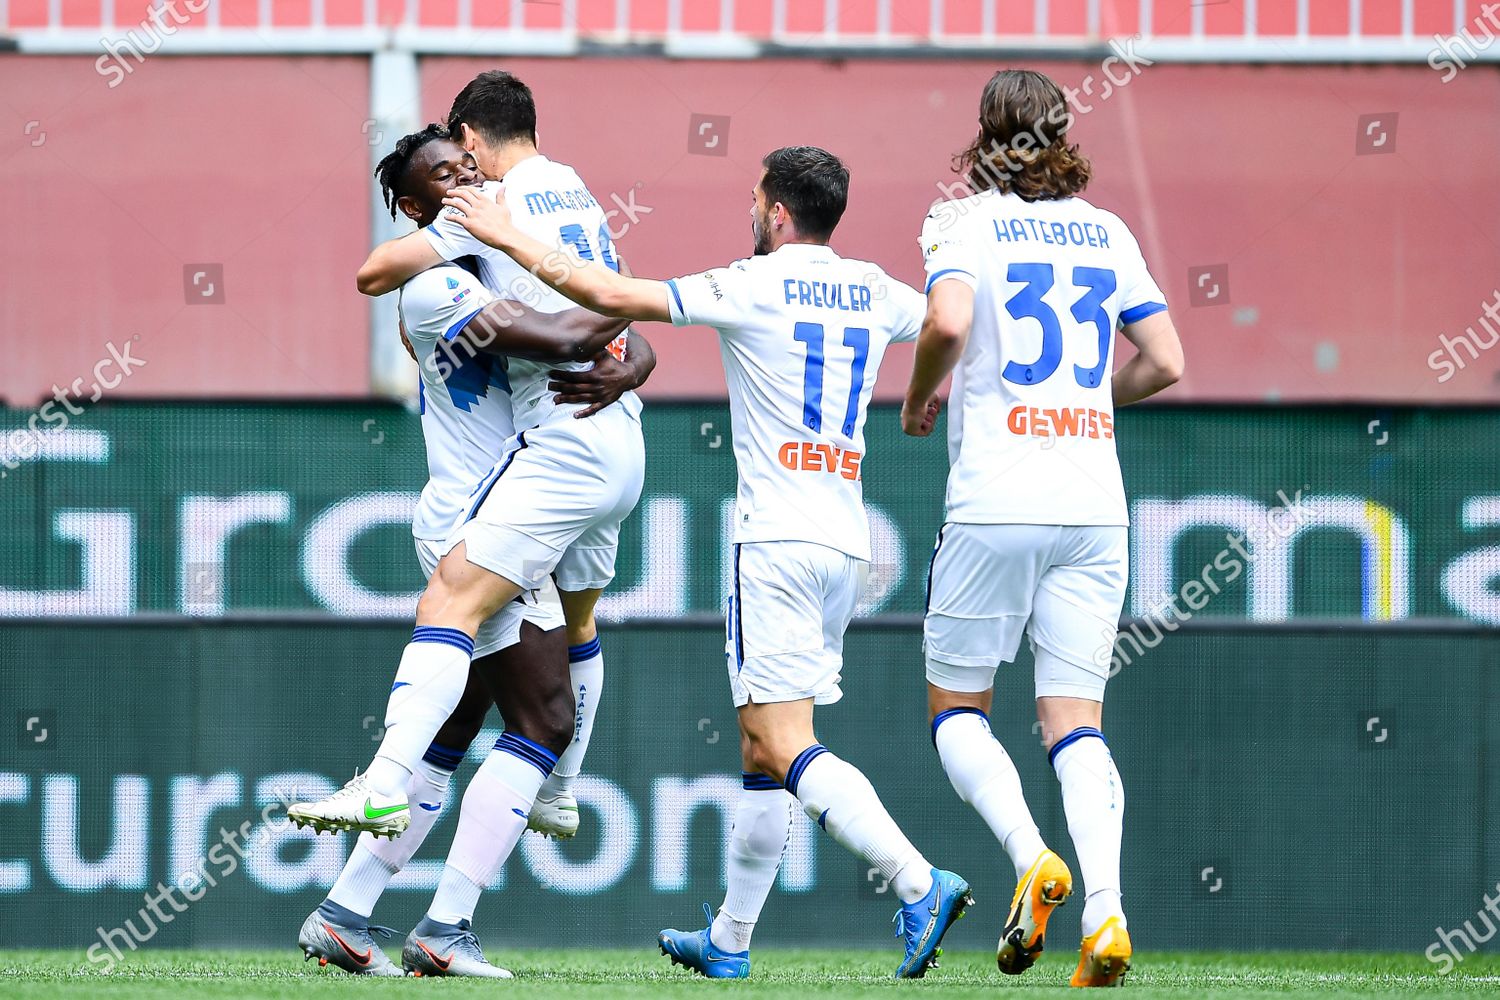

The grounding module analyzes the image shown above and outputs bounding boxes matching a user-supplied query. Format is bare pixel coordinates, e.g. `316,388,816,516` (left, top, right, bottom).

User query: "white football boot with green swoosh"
288,772,410,839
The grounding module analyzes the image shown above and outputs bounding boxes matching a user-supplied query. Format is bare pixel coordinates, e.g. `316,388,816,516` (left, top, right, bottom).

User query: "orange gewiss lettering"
776,441,864,480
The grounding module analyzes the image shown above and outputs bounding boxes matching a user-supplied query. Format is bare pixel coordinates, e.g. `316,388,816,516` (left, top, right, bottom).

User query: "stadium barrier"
0,402,1496,624
1,401,1498,954
1,617,1496,955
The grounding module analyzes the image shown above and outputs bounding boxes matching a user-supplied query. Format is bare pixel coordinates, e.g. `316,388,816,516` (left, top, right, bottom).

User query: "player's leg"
659,725,793,979
299,668,491,975
1028,526,1131,988
366,545,524,789
288,542,524,836
737,542,969,979
923,523,1070,975
530,585,604,838
403,616,573,979
532,437,642,836
292,432,596,836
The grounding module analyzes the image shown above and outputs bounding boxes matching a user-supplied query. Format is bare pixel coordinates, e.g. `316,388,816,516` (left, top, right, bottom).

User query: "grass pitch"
2,949,1497,999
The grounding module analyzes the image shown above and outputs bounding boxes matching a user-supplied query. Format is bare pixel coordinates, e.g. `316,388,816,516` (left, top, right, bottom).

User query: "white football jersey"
398,262,517,542
668,244,925,561
424,157,639,432
921,190,1167,527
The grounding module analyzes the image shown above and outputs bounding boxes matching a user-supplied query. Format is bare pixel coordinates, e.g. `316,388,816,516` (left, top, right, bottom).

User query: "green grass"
2,949,1498,999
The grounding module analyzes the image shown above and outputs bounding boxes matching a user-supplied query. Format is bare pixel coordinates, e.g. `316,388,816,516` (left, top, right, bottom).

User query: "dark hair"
955,69,1091,202
373,123,450,220
446,70,538,147
759,146,849,240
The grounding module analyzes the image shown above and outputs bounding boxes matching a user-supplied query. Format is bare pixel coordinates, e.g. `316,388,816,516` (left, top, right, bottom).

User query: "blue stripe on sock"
1048,726,1106,767
422,740,467,771
930,706,988,747
411,626,475,656
494,731,560,778
568,636,602,663
784,744,829,797
741,771,783,791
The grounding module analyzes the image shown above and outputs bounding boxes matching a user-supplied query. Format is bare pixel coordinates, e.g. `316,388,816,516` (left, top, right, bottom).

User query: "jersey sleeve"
919,206,980,293
423,180,503,262
399,268,495,345
1114,224,1169,326
885,278,927,343
665,260,753,330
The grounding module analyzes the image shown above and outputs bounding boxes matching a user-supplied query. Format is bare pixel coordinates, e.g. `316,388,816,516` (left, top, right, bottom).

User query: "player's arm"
548,330,658,418
623,328,656,383
456,298,629,364
357,232,445,296
1113,310,1184,405
901,280,975,437
441,186,672,322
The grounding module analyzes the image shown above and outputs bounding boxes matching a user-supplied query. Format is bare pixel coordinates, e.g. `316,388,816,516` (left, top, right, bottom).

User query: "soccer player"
902,69,1184,987
440,145,973,980
296,124,654,978
289,69,646,899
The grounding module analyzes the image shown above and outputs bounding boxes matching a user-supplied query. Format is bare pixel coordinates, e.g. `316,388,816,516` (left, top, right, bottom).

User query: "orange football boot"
996,848,1073,974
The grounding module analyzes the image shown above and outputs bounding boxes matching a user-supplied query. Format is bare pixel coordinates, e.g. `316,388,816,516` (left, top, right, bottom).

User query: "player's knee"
414,584,445,624
927,681,991,722
434,705,486,752
564,617,596,647
739,730,757,772
1035,713,1103,751
742,733,793,784
508,692,574,758
559,588,601,646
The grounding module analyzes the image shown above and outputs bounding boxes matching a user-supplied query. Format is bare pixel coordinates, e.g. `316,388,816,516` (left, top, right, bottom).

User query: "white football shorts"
923,523,1128,702
726,540,868,708
446,402,645,593
416,537,565,658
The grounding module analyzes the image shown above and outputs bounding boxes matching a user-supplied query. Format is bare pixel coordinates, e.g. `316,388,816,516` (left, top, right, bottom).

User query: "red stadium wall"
0,55,374,402
3,0,1483,36
3,54,1497,404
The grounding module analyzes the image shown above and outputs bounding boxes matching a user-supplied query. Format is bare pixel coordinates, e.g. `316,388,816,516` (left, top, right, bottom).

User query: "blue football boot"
893,868,973,978
659,903,751,979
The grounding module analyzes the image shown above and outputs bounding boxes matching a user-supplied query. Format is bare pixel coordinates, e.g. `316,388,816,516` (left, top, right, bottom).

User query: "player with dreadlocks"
295,122,655,978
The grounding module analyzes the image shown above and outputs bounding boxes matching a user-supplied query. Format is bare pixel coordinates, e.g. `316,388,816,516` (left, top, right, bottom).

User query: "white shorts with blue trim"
445,402,645,593
924,523,1128,702
416,537,565,658
726,540,867,708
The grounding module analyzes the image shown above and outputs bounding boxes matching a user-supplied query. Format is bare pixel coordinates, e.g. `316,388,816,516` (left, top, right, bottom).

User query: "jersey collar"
499,153,550,182
771,242,837,261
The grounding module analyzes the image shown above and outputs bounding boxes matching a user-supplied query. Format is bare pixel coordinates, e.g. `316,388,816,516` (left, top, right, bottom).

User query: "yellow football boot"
996,848,1073,974
1070,915,1132,987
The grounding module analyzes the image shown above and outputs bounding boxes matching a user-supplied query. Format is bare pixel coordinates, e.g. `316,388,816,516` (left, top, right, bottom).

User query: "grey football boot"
297,901,403,976
402,915,515,978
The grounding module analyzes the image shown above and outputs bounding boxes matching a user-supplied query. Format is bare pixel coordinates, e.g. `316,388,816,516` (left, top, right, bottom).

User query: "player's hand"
398,320,417,363
550,351,639,419
901,394,942,437
441,185,515,249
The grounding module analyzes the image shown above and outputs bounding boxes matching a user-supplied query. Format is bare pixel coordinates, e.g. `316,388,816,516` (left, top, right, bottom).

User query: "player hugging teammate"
291,65,1181,988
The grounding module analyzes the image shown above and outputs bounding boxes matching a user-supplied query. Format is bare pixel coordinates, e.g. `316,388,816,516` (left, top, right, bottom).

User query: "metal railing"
5,0,1494,61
